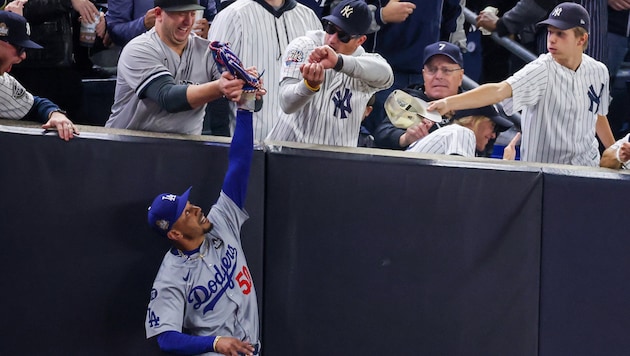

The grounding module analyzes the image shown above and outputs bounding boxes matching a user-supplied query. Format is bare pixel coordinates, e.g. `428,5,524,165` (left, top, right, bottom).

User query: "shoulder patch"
285,49,304,66
12,81,26,100
150,288,158,301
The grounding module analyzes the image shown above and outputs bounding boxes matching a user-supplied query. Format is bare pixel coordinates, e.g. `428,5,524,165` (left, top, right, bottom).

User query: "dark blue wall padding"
0,129,265,355
539,171,630,356
263,148,543,356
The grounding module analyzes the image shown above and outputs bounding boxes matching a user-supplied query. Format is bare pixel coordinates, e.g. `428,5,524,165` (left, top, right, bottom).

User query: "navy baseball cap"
452,105,513,132
537,2,589,32
322,0,371,36
423,41,464,67
154,0,205,11
147,186,191,237
0,11,42,49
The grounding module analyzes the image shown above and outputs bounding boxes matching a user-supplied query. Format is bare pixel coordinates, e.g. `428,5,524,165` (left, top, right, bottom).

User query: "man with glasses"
106,0,258,135
266,0,393,147
0,10,78,141
372,41,465,149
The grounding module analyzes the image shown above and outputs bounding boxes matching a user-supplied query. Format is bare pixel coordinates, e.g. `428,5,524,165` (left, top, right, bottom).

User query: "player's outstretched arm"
222,99,254,209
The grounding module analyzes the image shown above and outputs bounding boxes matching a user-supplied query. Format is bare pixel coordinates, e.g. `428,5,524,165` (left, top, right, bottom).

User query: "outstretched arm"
221,101,254,209
157,331,255,356
427,81,513,115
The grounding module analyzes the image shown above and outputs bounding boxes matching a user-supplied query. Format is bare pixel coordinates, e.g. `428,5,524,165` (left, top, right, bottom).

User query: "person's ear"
166,229,183,242
363,105,373,120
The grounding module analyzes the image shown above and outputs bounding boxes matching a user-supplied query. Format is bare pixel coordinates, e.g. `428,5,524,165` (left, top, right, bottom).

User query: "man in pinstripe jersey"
0,10,77,141
428,2,615,166
208,0,322,142
266,0,393,147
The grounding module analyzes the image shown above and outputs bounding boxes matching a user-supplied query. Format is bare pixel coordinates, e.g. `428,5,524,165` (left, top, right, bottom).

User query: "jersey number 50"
236,266,253,295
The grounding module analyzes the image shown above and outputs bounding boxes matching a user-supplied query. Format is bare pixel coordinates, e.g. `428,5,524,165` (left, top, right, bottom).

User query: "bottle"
79,13,100,47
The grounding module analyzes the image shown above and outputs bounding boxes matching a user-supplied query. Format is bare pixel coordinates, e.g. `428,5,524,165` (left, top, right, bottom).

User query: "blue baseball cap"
322,0,371,35
0,11,42,49
452,105,513,132
147,186,191,237
537,2,589,32
423,41,464,67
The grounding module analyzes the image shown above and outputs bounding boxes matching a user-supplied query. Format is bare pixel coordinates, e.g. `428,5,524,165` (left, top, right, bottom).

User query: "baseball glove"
209,41,265,93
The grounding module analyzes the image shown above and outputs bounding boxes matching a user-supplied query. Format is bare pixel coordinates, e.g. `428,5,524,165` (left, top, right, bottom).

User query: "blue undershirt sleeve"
26,96,61,124
156,330,216,355
222,110,253,209
141,75,193,113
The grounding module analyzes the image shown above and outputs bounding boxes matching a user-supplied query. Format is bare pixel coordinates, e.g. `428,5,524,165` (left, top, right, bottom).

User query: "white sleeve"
0,73,34,120
278,36,318,114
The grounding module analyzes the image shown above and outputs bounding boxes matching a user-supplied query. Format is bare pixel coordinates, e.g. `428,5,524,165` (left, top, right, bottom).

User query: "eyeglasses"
424,65,463,76
12,44,26,56
323,21,359,43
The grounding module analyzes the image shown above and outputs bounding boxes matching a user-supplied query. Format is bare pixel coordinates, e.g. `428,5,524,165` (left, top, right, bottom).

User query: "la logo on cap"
0,22,8,37
340,5,354,18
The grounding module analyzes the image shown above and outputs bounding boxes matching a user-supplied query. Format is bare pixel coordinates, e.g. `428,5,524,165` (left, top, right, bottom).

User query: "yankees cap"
154,0,205,12
0,11,42,49
451,105,513,132
385,89,442,129
537,2,589,32
322,0,371,36
148,186,192,237
423,41,464,67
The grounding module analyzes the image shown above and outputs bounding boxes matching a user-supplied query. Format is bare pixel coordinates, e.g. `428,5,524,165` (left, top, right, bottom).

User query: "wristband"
213,336,221,351
333,55,344,71
303,79,320,92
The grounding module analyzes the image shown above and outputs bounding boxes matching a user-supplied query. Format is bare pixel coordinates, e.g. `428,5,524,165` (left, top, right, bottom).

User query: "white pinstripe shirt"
208,0,322,142
406,124,476,157
0,73,34,120
503,53,609,166
266,30,394,147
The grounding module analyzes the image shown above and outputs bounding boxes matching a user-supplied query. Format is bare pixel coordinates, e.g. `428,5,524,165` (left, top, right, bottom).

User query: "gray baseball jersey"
208,0,322,142
265,30,394,147
502,53,609,166
0,73,34,120
106,29,221,135
146,192,258,356
406,124,476,157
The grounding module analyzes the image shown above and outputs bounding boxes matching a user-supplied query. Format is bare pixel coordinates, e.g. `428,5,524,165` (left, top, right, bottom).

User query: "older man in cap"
373,40,465,150
428,2,615,166
266,0,393,147
0,10,77,141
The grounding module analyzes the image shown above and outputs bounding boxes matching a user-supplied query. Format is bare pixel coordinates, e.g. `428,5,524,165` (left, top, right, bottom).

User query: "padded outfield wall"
1,121,629,355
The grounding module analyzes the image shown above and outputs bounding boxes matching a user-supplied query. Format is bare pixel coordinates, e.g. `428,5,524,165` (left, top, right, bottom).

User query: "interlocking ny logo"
587,84,604,113
340,5,354,18
551,7,562,17
333,88,353,119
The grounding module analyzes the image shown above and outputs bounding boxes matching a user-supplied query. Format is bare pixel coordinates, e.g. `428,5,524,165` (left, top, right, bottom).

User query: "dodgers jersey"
208,0,322,142
266,30,394,147
406,124,476,157
502,53,610,166
106,29,221,135
146,192,258,355
0,73,34,120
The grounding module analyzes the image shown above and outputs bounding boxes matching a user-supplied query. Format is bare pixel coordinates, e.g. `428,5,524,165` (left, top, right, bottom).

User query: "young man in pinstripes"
266,0,393,147
428,2,615,166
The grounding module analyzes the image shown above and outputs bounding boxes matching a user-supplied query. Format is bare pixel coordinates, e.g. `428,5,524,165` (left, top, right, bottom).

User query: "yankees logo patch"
285,49,304,66
587,84,604,113
332,88,352,119
12,81,26,100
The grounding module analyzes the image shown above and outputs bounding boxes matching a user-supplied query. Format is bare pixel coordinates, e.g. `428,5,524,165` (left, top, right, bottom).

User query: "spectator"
105,0,263,135
0,10,78,141
406,105,512,156
208,0,322,142
428,3,615,166
373,41,465,149
600,132,630,168
266,0,393,147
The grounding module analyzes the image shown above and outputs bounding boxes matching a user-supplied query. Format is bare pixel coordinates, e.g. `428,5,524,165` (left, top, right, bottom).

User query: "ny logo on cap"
0,23,8,37
551,7,562,17
340,5,354,18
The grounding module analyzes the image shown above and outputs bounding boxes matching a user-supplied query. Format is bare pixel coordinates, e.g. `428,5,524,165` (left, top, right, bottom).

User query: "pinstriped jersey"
208,0,322,142
266,30,394,147
0,73,34,120
502,53,609,166
106,29,221,135
146,192,258,356
406,124,476,157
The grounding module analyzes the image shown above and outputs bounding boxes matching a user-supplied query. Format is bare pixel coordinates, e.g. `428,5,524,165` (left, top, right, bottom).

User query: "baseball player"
265,0,394,147
145,91,261,356
208,0,322,142
427,2,615,167
105,0,251,135
407,105,513,157
0,10,77,141
600,133,630,169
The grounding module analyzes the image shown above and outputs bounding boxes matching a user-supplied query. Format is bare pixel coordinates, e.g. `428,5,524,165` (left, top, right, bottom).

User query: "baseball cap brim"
161,4,205,11
322,16,355,35
489,114,513,132
15,39,43,49
175,186,192,221
536,18,574,31
385,90,442,129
